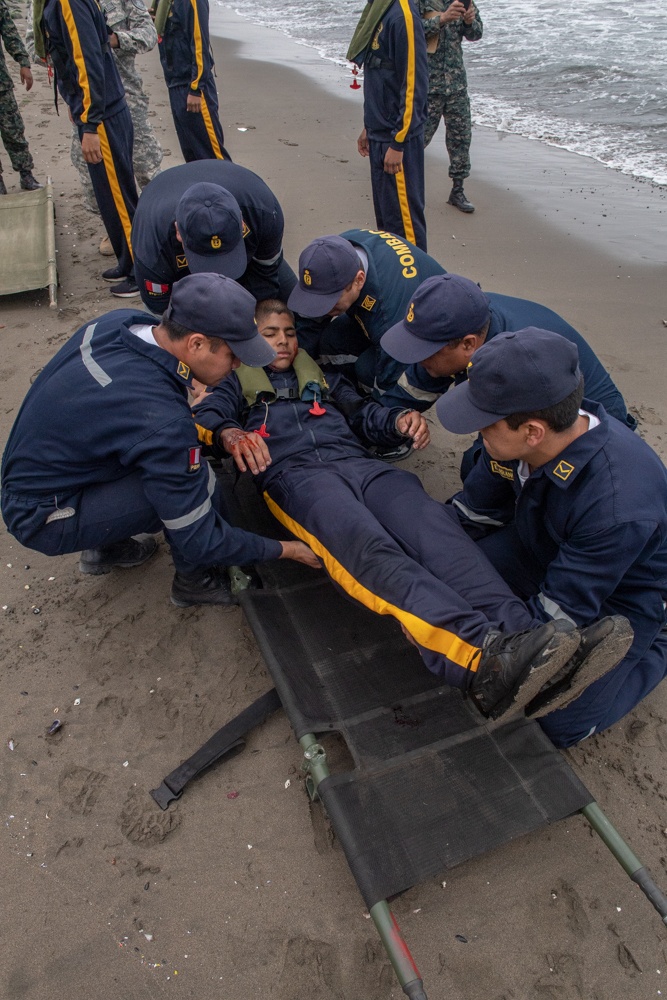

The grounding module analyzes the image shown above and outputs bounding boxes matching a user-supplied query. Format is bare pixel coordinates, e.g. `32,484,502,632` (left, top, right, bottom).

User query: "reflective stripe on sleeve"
252,251,282,266
538,592,577,626
162,465,216,530
451,498,505,527
396,371,439,403
80,323,112,387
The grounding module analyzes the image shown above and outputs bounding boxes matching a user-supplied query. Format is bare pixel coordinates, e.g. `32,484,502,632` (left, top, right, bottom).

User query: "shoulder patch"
360,295,376,311
188,446,201,472
241,219,251,239
553,460,575,481
490,460,514,481
177,361,191,380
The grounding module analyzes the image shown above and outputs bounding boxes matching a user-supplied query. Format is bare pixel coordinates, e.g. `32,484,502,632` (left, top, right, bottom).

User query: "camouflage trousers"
0,86,33,175
71,91,162,214
424,89,471,181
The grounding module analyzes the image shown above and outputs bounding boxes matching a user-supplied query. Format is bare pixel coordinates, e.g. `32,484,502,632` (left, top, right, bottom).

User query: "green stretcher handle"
153,0,173,39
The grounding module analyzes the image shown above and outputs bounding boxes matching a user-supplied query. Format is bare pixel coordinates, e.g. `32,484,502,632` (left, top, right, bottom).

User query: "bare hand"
383,147,403,175
440,1,466,24
81,132,103,164
279,539,322,570
221,428,272,474
190,378,211,404
109,31,120,48
187,93,202,113
463,2,476,23
357,128,370,158
396,410,430,450
20,66,33,91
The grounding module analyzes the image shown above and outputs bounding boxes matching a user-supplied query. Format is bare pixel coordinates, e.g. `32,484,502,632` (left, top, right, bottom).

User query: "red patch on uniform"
145,280,170,295
188,446,201,472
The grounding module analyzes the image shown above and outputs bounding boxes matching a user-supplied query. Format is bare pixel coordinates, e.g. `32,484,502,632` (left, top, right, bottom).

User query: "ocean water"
216,0,667,186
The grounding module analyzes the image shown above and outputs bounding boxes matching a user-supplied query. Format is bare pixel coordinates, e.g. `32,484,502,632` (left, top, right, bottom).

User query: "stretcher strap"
149,687,282,809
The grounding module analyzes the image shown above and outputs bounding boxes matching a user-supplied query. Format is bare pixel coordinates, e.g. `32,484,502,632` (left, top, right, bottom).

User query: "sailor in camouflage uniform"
0,0,40,193
69,0,162,221
419,0,482,213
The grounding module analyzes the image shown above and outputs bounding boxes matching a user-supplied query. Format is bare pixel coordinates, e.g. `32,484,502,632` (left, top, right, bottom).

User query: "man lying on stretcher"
193,300,633,724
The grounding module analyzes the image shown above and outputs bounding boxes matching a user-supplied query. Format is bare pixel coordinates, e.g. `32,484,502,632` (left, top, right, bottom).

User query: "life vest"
235,350,329,408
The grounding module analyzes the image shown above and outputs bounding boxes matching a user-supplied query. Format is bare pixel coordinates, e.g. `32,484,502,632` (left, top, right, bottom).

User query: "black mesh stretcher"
152,470,667,999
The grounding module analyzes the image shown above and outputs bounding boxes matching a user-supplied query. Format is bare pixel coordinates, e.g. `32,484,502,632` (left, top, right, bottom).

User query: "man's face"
185,336,240,386
258,312,298,371
328,271,365,317
480,419,527,462
420,335,479,378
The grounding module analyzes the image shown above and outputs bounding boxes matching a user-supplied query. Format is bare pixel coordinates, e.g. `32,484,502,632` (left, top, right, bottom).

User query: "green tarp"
0,178,57,306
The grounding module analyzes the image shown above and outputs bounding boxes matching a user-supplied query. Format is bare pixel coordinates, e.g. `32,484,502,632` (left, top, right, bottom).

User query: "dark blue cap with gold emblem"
436,328,582,434
166,274,276,367
288,235,362,317
175,182,247,279
381,273,491,364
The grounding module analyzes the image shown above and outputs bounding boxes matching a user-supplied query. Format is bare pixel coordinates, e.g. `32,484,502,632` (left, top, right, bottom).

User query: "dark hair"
505,377,584,433
444,318,491,351
255,299,295,325
160,313,224,352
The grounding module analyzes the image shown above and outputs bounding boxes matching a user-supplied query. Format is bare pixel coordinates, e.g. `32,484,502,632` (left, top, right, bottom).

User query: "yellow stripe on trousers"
200,94,224,159
97,122,134,257
394,168,416,245
60,0,92,123
394,0,417,143
264,491,482,672
190,0,205,90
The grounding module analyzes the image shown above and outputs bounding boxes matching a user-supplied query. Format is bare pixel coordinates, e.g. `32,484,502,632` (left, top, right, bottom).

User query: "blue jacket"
451,401,667,646
360,0,428,149
158,0,214,92
1,311,282,567
132,161,285,315
192,362,409,490
381,292,636,428
341,228,445,348
43,0,126,131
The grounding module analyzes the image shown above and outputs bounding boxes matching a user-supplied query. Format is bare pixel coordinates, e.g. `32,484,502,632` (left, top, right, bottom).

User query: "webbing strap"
149,687,282,809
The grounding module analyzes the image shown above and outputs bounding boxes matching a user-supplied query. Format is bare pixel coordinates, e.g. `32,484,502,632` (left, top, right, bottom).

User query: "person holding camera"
419,0,482,213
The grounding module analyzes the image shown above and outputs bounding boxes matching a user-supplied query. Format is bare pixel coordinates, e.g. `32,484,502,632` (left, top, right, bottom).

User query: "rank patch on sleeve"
490,460,514,481
188,446,201,472
145,280,170,295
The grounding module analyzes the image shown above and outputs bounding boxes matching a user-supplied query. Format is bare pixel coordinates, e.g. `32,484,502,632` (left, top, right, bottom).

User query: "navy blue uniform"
357,0,429,250
193,361,542,688
44,0,137,276
1,311,283,573
158,0,227,162
381,292,636,428
132,161,295,314
307,228,445,393
451,401,667,747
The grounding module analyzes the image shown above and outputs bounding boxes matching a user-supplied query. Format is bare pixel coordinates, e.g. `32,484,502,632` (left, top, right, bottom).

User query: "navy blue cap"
175,183,247,280
287,235,362,317
381,274,490,364
166,274,276,367
436,328,582,434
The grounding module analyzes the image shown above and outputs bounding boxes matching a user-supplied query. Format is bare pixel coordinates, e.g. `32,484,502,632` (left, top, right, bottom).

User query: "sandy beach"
1,8,667,999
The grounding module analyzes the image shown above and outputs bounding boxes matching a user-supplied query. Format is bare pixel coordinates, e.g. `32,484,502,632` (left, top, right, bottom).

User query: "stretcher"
152,470,667,998
0,176,57,307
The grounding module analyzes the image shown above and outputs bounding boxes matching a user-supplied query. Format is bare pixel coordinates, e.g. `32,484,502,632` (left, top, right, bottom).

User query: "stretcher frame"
0,176,57,307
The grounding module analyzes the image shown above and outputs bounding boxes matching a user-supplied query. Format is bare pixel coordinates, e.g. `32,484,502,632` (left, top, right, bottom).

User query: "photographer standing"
419,0,482,213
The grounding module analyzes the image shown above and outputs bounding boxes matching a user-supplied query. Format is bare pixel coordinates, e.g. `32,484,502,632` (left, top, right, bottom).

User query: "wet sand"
1,8,667,999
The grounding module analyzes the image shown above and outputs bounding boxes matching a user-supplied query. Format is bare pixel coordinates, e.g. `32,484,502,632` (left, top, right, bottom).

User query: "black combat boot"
79,534,158,574
525,615,634,717
20,170,43,191
448,180,475,214
171,566,238,608
0,174,7,195
470,620,579,720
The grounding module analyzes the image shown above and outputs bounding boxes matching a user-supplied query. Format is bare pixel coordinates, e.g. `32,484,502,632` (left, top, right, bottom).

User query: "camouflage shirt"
418,0,482,96
0,0,30,92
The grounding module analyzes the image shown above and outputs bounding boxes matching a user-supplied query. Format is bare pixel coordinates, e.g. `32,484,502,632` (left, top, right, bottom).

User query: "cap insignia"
303,269,312,286
211,235,222,249
406,302,415,322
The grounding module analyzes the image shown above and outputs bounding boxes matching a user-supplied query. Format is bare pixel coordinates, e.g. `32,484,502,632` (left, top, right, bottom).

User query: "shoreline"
1,10,667,1000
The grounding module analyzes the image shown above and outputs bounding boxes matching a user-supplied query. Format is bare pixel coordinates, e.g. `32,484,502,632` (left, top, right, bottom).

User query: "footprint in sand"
58,765,108,815
119,786,181,845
